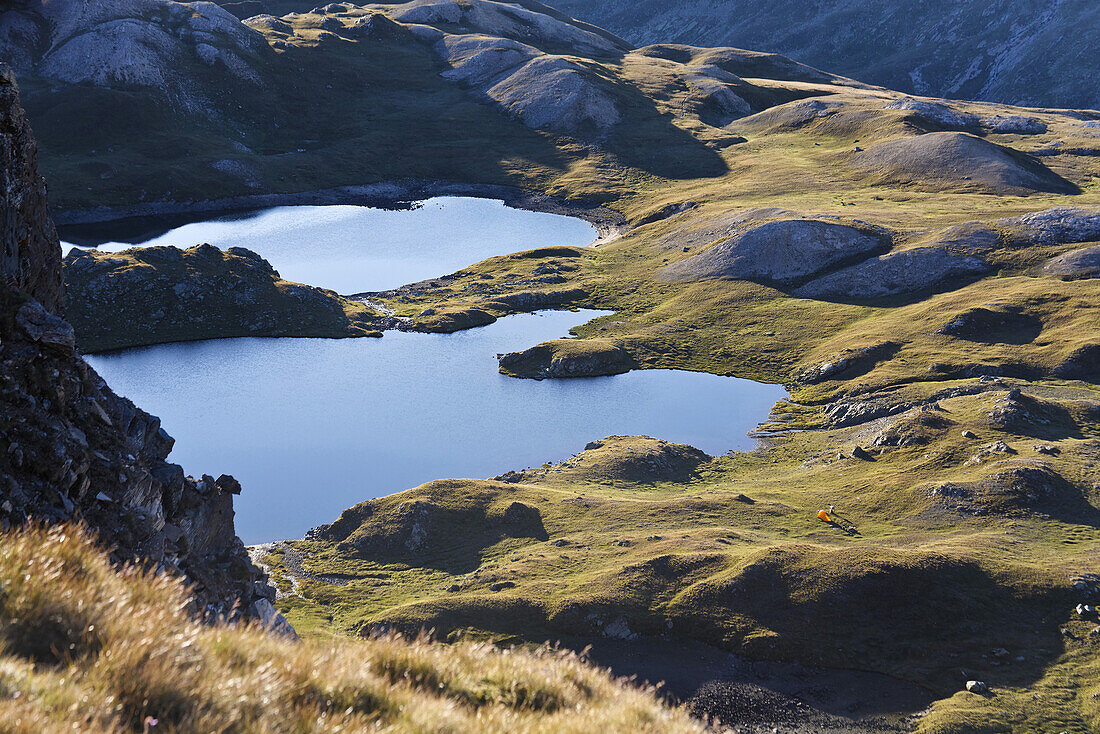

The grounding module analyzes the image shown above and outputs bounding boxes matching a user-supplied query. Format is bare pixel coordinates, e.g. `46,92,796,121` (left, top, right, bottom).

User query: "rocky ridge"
543,0,1100,110
0,65,281,627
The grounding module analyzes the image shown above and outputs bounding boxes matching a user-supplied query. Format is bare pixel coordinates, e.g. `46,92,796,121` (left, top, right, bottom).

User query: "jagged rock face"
0,288,274,619
0,0,268,110
381,0,624,57
0,69,274,621
0,66,61,313
542,0,1100,110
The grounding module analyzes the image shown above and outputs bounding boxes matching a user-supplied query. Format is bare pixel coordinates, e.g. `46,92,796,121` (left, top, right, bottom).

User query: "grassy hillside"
0,523,704,733
3,2,1100,731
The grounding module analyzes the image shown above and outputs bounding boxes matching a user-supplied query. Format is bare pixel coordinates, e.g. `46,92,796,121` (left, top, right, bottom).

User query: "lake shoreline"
53,178,631,243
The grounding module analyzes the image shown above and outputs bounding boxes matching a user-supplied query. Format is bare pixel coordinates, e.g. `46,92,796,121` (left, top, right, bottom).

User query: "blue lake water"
64,197,598,295
78,199,787,542
88,310,786,543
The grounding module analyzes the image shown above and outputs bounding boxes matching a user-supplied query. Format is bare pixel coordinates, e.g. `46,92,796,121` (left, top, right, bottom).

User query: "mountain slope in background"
544,0,1100,110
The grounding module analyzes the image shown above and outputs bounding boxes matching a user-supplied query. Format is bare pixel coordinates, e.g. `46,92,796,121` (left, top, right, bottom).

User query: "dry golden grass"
0,524,705,734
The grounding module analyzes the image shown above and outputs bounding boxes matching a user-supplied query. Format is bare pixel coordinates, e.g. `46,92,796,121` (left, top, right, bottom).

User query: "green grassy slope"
6,2,1100,730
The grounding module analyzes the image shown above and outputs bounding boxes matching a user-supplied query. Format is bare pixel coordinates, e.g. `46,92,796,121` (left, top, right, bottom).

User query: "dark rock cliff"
0,66,61,313
0,65,279,624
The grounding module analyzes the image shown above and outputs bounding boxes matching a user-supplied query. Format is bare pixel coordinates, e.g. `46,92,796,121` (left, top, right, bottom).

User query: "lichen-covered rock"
885,97,978,130
1042,245,1100,280
658,218,886,286
794,247,991,301
1000,207,1100,246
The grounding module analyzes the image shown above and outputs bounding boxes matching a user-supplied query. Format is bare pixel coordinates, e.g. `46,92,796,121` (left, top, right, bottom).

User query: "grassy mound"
0,524,704,734
547,435,711,484
850,132,1077,194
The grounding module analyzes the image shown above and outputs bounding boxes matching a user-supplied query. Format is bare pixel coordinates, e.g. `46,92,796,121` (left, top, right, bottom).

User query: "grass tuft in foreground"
0,524,704,733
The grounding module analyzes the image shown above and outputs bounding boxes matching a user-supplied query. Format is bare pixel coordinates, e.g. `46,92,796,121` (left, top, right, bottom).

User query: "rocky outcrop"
1054,344,1100,382
937,307,1043,344
884,100,1045,137
1042,245,1100,280
498,338,634,379
980,115,1047,135
915,221,1002,255
0,67,62,313
411,304,498,333
928,463,1095,522
884,97,978,130
483,286,588,311
64,244,383,352
658,218,886,286
550,435,710,483
794,247,991,301
386,0,625,57
544,0,1100,110
796,342,900,384
435,33,621,135
0,70,277,624
998,207,1100,246
0,1,268,110
851,133,1076,195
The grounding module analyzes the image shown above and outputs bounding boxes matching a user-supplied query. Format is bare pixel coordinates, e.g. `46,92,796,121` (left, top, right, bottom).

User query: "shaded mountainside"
0,66,279,624
543,0,1100,111
0,0,865,210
